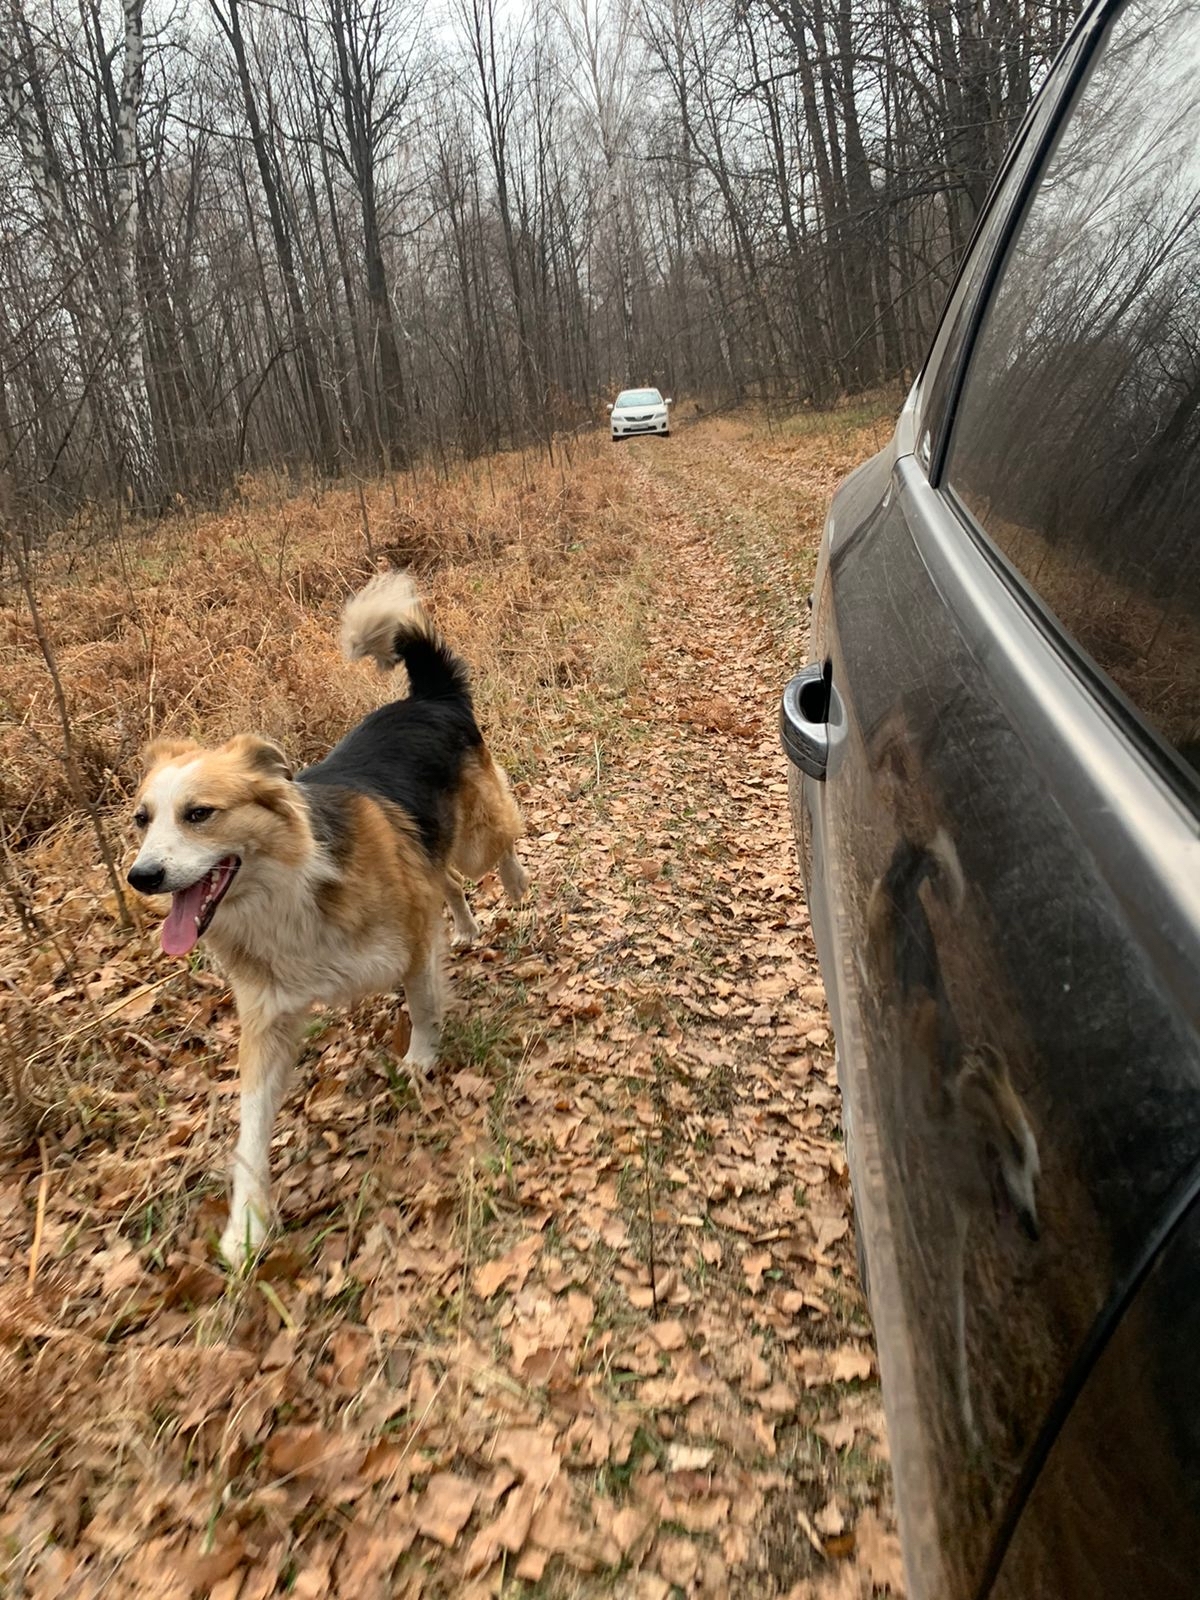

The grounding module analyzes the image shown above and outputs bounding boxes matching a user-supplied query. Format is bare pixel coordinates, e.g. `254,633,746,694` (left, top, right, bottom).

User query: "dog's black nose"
127,863,166,894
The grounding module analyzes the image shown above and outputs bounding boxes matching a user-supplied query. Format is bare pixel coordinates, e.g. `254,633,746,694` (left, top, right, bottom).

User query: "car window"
616,390,662,407
944,0,1200,789
914,44,1084,471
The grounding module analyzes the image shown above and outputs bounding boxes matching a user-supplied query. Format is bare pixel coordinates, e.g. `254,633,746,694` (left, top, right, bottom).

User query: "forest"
0,0,1080,518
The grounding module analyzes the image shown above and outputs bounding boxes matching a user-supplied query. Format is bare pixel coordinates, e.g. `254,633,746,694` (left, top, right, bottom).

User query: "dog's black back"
297,626,481,860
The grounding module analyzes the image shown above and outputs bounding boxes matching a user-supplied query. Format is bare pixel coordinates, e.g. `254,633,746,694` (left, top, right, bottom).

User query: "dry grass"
1,439,637,845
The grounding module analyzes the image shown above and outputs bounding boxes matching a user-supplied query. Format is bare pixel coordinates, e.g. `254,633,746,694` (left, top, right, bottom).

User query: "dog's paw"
219,1205,269,1270
399,1049,436,1109
499,853,530,905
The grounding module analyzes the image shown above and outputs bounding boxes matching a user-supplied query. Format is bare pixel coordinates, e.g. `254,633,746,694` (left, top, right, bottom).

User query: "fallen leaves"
0,418,902,1599
829,1346,877,1384
494,1426,561,1491
177,1534,246,1594
816,1496,847,1538
472,1233,542,1300
742,1248,773,1292
416,1474,479,1547
854,1508,907,1590
464,1482,537,1575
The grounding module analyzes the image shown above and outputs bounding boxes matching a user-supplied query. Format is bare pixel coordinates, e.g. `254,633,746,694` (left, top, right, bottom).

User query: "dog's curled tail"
341,571,471,702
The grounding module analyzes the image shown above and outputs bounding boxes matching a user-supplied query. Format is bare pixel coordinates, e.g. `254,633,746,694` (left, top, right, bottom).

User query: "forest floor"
0,400,902,1599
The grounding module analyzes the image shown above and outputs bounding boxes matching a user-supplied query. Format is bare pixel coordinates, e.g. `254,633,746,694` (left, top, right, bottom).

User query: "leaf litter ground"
0,406,904,1597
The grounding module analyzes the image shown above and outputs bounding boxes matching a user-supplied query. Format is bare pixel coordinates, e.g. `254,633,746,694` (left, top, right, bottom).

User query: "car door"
988,1194,1200,1598
790,1,1200,1595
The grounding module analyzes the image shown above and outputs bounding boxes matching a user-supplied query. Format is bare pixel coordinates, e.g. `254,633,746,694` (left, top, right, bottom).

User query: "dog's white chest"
208,863,411,1013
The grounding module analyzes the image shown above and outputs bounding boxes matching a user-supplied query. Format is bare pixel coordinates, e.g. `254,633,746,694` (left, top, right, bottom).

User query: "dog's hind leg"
443,870,481,949
402,946,444,1076
221,1005,304,1267
497,846,529,905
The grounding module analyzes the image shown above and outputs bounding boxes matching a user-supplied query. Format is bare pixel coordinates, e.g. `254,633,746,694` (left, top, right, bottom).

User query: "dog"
868,831,1040,1444
126,572,529,1263
865,717,1039,1444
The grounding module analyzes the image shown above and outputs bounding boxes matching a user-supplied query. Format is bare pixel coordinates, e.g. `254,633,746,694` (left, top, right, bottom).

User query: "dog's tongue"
162,881,207,957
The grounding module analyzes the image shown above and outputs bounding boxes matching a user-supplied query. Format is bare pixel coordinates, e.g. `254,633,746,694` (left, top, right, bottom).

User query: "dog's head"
127,734,304,955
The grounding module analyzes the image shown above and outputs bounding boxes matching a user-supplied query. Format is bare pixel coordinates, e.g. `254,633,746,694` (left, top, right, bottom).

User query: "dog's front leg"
497,846,529,905
402,947,444,1077
220,1005,304,1266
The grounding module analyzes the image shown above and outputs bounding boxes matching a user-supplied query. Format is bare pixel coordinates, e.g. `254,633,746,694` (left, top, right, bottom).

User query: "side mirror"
607,403,614,411
664,398,674,406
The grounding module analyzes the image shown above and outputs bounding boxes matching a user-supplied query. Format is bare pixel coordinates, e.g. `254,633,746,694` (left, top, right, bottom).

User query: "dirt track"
0,407,902,1598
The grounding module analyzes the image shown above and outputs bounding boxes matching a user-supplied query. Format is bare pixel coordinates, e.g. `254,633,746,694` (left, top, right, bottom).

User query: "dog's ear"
224,734,293,782
140,736,199,775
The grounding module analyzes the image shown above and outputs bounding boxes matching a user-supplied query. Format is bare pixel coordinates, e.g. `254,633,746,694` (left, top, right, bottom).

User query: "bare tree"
0,0,1080,519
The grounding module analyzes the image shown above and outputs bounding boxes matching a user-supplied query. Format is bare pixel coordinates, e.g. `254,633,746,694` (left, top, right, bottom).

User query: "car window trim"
923,0,1121,484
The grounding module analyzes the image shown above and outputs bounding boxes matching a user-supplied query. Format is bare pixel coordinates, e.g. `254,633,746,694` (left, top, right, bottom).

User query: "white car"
609,388,672,440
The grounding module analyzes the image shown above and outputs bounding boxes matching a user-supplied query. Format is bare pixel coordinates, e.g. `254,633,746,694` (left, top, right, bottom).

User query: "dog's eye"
184,805,216,825
133,808,149,830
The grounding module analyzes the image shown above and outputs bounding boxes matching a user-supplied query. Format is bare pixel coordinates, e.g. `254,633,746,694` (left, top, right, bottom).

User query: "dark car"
780,0,1200,1594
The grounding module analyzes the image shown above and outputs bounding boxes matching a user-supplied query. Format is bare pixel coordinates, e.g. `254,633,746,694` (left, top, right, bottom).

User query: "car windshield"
615,389,662,408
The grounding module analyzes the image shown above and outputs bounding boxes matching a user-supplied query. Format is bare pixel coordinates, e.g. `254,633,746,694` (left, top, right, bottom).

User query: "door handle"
780,663,831,781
